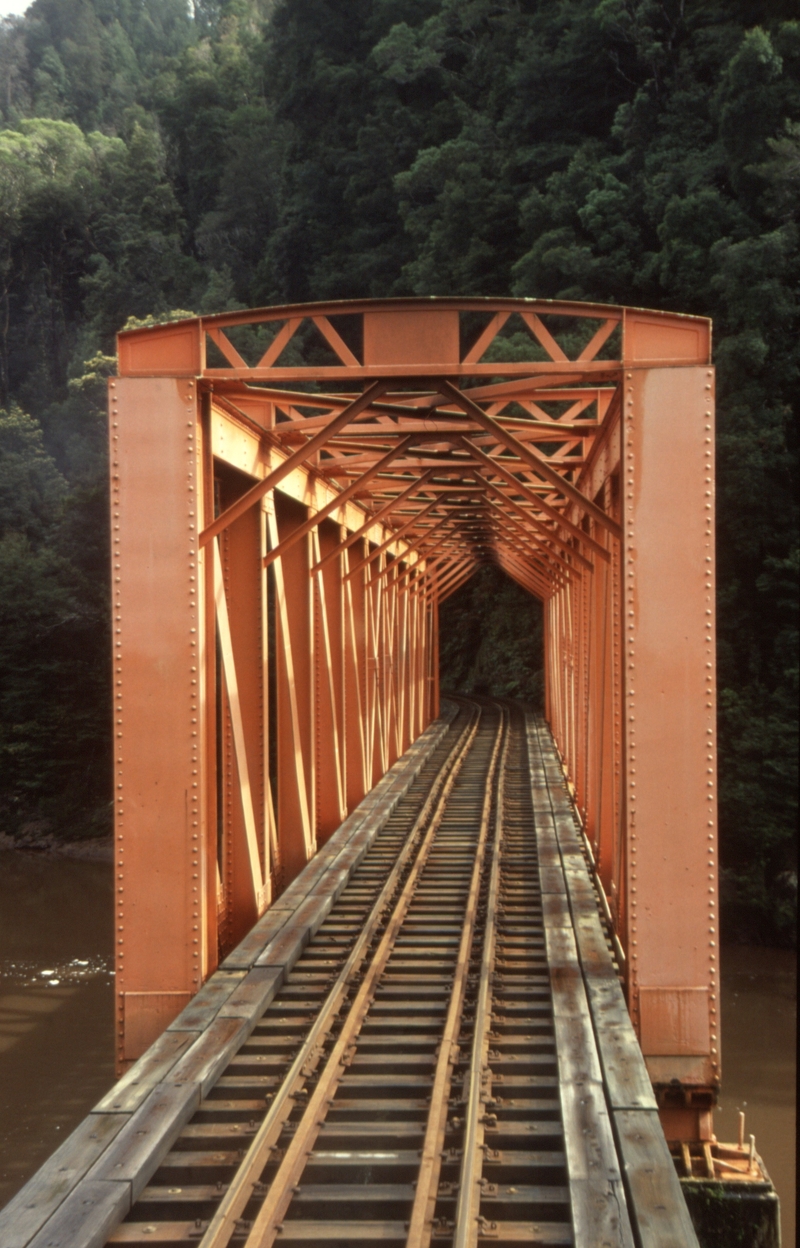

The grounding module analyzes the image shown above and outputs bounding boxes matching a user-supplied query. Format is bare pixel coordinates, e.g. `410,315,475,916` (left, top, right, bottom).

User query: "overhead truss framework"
111,297,718,1141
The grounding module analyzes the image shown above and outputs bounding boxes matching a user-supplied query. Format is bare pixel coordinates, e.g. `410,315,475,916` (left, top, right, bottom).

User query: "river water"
0,851,796,1244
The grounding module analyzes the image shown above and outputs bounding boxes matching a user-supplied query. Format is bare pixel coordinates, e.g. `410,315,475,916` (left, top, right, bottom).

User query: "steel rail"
103,705,586,1247
452,708,509,1247
196,707,481,1248
100,708,477,1246
238,714,488,1248
475,711,574,1246
405,708,506,1247
4,699,697,1248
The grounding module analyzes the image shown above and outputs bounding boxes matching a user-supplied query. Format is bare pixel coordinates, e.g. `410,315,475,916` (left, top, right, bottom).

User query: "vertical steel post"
110,377,206,1067
344,541,368,811
218,502,268,953
314,520,347,841
270,494,314,885
622,365,719,1139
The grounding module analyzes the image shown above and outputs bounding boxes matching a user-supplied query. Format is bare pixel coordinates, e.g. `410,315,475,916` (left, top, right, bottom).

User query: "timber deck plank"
0,1116,130,1248
87,1084,201,1203
27,1180,131,1248
614,1109,702,1247
93,1033,201,1116
527,716,699,1248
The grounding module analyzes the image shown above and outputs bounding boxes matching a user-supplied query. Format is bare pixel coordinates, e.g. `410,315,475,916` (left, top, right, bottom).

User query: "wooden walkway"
0,702,698,1248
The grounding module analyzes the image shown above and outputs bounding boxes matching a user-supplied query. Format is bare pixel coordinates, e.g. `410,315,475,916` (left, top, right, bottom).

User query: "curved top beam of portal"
117,296,711,381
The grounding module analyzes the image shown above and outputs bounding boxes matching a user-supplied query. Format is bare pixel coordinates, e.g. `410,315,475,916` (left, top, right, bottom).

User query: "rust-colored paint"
272,492,314,883
624,366,719,1103
362,307,460,366
218,495,267,952
110,376,206,1067
314,518,347,842
112,298,717,1142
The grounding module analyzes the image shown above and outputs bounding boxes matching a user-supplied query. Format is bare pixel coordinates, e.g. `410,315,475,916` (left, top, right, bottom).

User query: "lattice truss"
196,301,625,605
114,299,719,1116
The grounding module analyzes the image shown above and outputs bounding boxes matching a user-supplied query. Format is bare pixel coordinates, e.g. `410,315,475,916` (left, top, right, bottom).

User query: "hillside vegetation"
0,0,796,943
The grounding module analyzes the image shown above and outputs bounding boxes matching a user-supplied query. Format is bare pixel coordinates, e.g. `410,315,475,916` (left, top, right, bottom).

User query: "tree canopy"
0,0,796,943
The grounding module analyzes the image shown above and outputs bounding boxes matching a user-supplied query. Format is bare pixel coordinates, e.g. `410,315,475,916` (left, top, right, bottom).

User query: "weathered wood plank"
323,840,369,877
165,1017,249,1096
165,970,244,1031
559,1082,635,1248
308,865,350,900
555,842,585,868
535,826,559,854
552,1016,604,1086
537,842,563,868
0,1115,129,1248
26,1180,131,1248
573,918,618,981
529,715,699,1247
275,850,338,908
217,965,284,1021
529,715,640,1248
549,964,591,1019
542,894,572,925
597,1029,659,1114
584,979,658,1112
219,905,296,971
561,860,594,892
567,1178,632,1248
93,1031,200,1115
88,1083,200,1203
539,864,568,895
530,718,658,1122
613,1110,700,1247
252,891,334,971
544,924,581,972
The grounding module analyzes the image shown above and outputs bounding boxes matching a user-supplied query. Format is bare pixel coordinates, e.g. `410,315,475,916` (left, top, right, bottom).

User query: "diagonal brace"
263,438,412,569
200,381,387,547
441,379,621,541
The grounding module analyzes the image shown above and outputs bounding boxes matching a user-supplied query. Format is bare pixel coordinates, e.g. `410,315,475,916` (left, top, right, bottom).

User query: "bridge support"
622,364,719,1140
110,376,206,1065
110,373,436,1069
545,355,719,1141
109,297,720,1145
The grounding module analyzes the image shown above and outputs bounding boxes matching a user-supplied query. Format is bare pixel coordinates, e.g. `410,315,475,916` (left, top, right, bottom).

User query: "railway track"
103,702,581,1247
0,698,701,1248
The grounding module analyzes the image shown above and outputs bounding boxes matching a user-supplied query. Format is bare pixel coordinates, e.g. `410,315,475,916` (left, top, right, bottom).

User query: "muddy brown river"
0,850,795,1243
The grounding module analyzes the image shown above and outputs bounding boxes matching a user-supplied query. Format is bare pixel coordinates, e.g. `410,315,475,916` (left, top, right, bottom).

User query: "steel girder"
110,297,718,1141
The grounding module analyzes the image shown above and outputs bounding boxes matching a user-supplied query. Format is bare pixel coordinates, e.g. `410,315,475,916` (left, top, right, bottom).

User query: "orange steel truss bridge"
4,298,763,1248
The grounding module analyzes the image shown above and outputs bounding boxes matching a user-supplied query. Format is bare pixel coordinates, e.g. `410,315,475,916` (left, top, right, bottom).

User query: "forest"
0,0,796,944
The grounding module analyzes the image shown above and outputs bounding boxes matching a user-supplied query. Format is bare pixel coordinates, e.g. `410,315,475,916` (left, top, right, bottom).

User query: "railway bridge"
1,299,776,1247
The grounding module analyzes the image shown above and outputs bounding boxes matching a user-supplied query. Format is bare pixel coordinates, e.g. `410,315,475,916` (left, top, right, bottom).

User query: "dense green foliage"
439,565,544,705
0,0,796,941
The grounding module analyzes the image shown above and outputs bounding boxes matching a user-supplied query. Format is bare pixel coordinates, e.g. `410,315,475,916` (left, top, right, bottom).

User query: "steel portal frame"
110,297,718,1141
